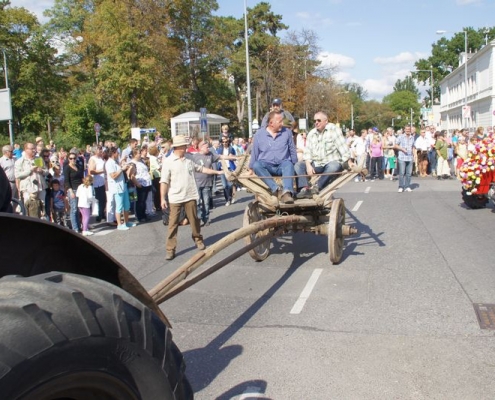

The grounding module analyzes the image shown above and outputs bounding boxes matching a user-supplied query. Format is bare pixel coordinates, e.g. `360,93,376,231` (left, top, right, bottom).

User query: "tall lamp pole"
437,29,468,128
244,0,253,138
2,49,14,146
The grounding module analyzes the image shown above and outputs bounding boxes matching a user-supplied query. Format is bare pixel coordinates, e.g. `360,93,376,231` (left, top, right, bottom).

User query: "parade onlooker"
369,134,384,180
260,98,295,128
121,138,138,162
0,145,17,200
351,130,367,182
105,146,133,231
382,129,396,179
88,146,107,222
187,137,200,154
148,145,162,213
160,135,223,260
394,125,415,192
50,179,67,226
128,147,152,223
14,142,48,212
64,150,84,232
455,135,468,179
414,129,430,177
427,126,438,176
217,137,236,206
12,143,22,160
435,131,452,180
76,175,95,236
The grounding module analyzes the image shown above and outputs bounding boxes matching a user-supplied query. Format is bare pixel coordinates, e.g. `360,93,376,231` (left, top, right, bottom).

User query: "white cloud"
295,11,312,19
456,0,482,4
294,12,334,26
319,52,355,69
374,51,427,65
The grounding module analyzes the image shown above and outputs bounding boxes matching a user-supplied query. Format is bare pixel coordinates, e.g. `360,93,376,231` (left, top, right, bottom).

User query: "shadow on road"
181,244,320,396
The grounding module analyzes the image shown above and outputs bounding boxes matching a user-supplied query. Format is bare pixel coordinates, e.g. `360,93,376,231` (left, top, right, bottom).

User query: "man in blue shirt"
249,111,297,204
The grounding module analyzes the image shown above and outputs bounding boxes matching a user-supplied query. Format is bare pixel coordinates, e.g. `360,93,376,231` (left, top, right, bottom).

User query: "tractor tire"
461,189,488,209
0,272,192,400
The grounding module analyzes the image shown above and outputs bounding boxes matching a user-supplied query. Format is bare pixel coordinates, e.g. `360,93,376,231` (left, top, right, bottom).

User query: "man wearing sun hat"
160,135,224,261
260,98,295,128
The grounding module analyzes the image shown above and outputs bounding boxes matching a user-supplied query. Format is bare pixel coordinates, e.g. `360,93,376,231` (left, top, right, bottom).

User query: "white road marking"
290,268,323,315
239,386,264,399
352,200,363,212
364,186,371,194
93,230,114,236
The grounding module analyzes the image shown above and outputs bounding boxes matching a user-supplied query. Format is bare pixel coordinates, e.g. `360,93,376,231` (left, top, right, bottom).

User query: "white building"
170,112,229,139
438,39,495,132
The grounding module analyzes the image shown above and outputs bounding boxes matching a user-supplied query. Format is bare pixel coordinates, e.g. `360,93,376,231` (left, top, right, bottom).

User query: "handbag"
91,199,99,217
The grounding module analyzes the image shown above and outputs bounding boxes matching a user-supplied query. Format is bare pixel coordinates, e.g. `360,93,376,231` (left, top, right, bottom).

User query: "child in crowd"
50,179,67,226
76,175,95,236
25,190,43,218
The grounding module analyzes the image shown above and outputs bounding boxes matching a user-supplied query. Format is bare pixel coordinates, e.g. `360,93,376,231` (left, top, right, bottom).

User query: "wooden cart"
149,155,364,305
229,154,361,264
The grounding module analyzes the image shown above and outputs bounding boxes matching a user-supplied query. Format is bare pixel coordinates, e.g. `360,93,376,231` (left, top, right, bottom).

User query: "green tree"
392,76,420,98
382,91,421,129
0,1,67,142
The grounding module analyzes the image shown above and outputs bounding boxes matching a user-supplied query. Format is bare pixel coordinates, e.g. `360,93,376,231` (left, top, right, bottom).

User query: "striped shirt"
303,123,350,167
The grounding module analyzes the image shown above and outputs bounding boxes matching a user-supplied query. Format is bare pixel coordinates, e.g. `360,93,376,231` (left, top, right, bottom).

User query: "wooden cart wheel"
328,198,345,264
243,202,270,261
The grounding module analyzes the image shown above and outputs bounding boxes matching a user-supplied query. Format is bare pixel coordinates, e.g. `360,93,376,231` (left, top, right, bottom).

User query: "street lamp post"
1,49,14,146
413,69,434,106
437,29,468,128
244,0,253,138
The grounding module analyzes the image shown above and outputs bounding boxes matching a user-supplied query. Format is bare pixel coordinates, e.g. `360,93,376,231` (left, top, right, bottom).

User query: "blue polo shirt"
249,127,297,168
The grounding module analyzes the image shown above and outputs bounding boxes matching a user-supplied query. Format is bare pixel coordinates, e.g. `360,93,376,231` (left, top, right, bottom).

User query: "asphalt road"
90,177,495,400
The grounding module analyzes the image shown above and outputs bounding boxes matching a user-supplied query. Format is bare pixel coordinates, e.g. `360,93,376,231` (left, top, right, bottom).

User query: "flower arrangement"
459,132,495,194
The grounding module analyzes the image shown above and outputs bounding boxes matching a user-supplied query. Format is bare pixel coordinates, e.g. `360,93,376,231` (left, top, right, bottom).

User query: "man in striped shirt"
295,111,354,199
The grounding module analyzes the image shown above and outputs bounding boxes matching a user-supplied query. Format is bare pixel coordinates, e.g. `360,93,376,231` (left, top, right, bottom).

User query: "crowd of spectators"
0,130,250,235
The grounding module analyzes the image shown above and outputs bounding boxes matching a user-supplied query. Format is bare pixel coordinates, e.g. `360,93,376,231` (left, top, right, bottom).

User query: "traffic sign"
94,123,101,133
200,107,208,133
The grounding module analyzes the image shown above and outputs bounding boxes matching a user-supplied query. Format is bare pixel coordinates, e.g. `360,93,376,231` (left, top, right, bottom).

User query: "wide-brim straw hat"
172,135,189,147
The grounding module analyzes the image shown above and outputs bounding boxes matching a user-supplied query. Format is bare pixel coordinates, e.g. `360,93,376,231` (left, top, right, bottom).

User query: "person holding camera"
105,147,135,231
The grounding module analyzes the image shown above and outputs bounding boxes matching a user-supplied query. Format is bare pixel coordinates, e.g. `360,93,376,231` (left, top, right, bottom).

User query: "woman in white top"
88,146,107,222
128,147,152,222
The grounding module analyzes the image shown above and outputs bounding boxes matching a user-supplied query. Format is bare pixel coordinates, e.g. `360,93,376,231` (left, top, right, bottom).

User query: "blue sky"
10,0,495,100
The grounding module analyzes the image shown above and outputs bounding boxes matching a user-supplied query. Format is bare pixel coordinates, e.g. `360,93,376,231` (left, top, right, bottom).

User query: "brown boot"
280,191,294,204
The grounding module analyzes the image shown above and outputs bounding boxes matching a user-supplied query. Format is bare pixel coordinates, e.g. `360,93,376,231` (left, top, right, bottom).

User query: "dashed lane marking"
290,268,323,315
352,200,363,212
364,186,371,194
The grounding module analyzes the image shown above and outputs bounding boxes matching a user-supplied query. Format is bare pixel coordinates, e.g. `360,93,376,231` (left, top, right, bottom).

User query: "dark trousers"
152,177,162,211
166,200,202,252
136,185,151,221
370,157,384,179
94,185,106,221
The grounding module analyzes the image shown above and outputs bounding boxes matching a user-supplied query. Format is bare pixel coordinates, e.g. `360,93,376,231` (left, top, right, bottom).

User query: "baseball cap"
372,127,379,132
272,98,282,105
